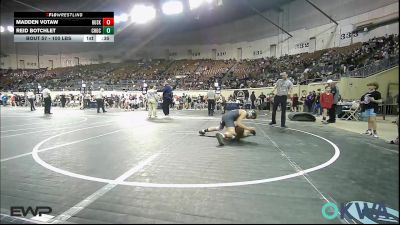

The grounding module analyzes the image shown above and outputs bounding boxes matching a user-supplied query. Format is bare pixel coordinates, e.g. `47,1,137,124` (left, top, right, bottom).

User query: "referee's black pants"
162,98,171,116
271,95,288,126
96,99,106,113
208,99,215,116
44,97,51,114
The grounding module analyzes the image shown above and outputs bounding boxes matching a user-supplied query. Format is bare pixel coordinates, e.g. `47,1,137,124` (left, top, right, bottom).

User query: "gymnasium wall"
214,66,399,102
339,67,399,102
0,51,120,70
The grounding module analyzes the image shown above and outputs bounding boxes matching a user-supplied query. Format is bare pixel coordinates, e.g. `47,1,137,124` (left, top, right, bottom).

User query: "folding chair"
340,102,360,121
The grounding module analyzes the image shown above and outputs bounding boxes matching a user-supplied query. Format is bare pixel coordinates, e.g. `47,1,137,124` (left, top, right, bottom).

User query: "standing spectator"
84,93,91,109
24,92,29,107
305,92,314,113
147,85,158,118
327,80,340,123
182,94,187,109
221,95,226,114
311,91,317,112
114,95,120,108
60,91,66,108
129,96,135,110
206,86,216,116
36,93,43,107
259,92,266,104
10,93,16,107
162,81,173,117
269,72,293,128
360,82,382,138
291,93,299,112
187,96,192,109
79,93,85,110
216,94,222,111
107,95,112,108
28,90,36,111
250,91,256,109
1,93,8,106
42,87,52,114
171,96,176,109
390,95,399,145
320,86,334,124
390,115,399,145
313,90,322,116
15,94,21,106
174,96,180,110
266,94,271,111
300,90,307,112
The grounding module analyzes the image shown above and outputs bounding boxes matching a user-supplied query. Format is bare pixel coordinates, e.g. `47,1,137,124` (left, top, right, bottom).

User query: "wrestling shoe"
363,130,372,135
199,130,206,136
216,133,226,146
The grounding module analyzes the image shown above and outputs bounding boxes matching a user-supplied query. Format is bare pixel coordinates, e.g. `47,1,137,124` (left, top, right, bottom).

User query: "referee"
162,81,173,117
269,72,293,128
206,86,216,116
28,90,36,111
96,88,107,113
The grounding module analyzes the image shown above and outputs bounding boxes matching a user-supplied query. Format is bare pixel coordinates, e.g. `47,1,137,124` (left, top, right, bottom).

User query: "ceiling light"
162,1,183,15
130,5,156,24
189,0,204,10
0,26,4,33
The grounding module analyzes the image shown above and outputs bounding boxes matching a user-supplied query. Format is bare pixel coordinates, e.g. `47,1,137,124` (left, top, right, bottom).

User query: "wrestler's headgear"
246,110,257,119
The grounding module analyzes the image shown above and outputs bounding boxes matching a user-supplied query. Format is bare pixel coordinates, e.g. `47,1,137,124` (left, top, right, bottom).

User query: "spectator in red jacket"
320,86,334,124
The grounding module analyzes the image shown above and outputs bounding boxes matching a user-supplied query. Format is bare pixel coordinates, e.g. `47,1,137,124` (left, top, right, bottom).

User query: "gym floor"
0,107,398,224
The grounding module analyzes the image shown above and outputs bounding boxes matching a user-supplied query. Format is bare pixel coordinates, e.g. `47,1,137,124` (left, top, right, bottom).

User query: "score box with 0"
103,18,114,26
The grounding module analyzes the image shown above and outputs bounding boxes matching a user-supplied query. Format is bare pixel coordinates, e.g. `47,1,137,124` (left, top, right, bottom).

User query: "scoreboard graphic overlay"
14,12,114,42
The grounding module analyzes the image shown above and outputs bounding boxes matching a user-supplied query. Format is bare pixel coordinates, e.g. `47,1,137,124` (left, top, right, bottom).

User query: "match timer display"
14,12,114,42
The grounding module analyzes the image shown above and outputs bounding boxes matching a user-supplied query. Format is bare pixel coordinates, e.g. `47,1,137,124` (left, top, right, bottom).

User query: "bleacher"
1,34,398,91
